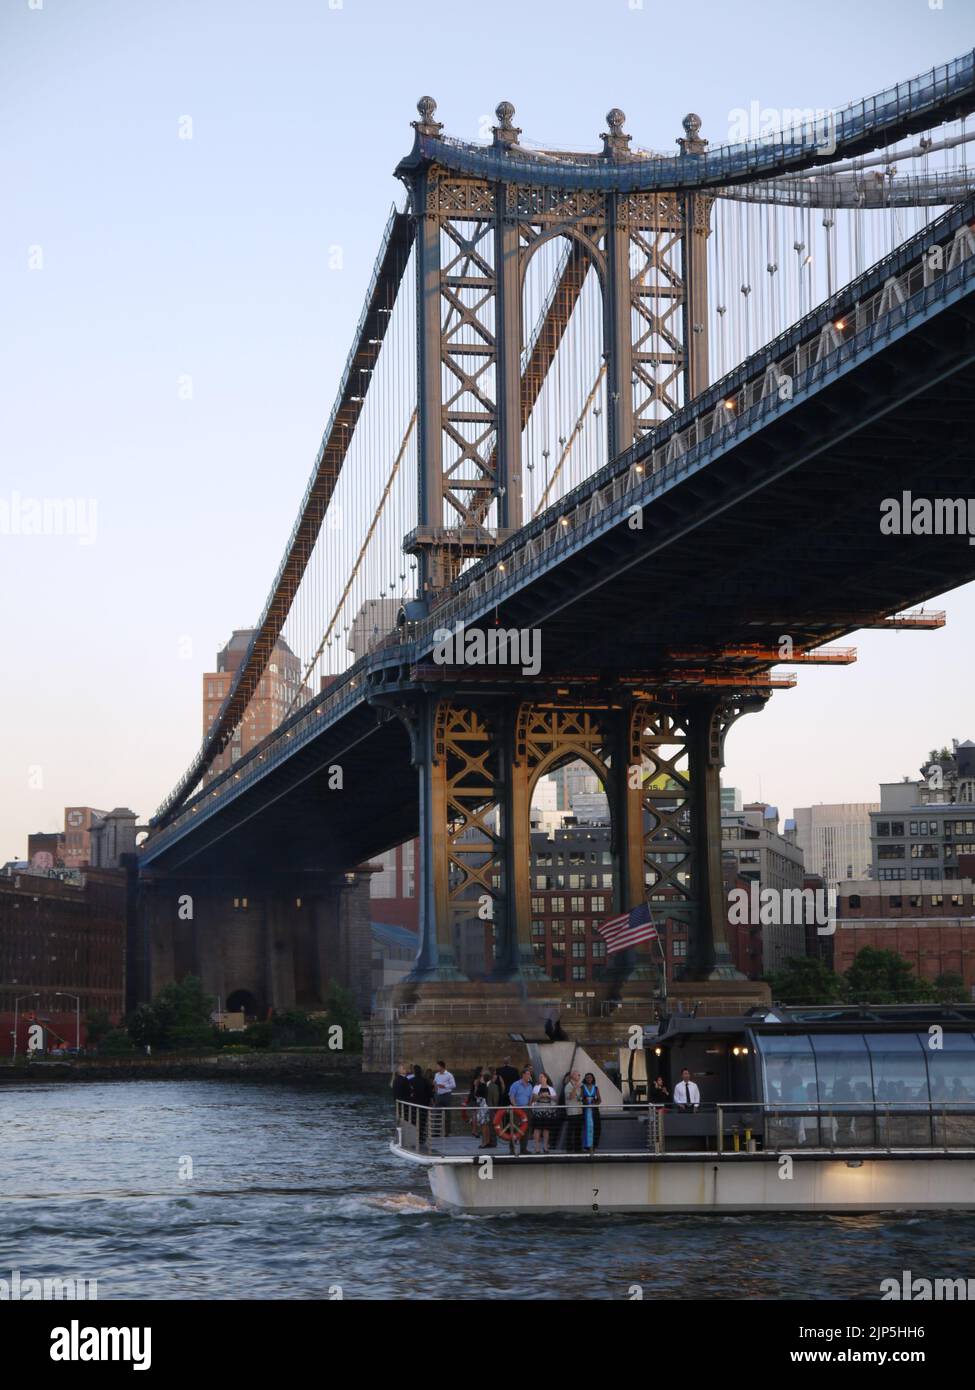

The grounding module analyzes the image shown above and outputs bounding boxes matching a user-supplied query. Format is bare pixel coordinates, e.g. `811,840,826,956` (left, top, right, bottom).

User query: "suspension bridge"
139,51,975,1011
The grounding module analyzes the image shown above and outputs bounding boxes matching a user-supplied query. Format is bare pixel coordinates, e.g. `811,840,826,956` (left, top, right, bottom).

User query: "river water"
1,1079,971,1301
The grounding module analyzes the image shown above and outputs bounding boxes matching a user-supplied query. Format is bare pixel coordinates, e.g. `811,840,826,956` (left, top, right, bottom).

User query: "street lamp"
55,992,80,1051
12,993,39,1059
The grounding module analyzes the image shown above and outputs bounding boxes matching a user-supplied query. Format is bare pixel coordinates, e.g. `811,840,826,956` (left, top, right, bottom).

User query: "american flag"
595,901,659,955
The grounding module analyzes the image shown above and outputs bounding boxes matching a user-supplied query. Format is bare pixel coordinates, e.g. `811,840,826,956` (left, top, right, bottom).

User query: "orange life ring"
494,1106,529,1142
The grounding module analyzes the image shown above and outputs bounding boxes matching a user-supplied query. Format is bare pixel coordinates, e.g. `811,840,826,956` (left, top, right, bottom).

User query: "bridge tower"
398,98,712,596
393,99,756,995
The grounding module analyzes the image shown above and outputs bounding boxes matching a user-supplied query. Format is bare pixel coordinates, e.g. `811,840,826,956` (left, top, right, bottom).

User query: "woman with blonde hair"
530,1071,558,1154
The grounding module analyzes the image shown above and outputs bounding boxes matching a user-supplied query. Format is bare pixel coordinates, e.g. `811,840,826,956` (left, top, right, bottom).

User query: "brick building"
62,807,109,869
370,840,418,934
0,868,127,1054
834,880,975,997
203,631,311,779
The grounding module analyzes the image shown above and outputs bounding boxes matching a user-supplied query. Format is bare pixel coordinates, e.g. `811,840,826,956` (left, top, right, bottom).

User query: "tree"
323,980,362,1052
99,1028,134,1055
270,1009,329,1047
932,972,966,1003
84,1009,112,1047
844,947,933,1004
127,976,215,1051
767,956,846,1005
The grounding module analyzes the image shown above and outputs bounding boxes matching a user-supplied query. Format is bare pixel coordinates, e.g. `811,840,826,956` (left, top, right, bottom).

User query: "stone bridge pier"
135,868,375,1019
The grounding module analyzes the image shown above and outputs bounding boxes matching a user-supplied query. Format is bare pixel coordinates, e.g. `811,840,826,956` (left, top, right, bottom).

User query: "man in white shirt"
673,1068,700,1111
434,1061,456,1135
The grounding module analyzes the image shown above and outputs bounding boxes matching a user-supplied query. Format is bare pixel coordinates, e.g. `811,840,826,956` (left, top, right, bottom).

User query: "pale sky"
1,0,973,858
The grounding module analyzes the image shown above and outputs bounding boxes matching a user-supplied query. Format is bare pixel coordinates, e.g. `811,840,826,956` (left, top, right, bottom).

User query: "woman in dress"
530,1071,558,1154
580,1072,602,1154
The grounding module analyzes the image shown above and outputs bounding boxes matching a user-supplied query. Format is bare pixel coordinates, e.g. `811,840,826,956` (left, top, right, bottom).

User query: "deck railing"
394,1099,975,1158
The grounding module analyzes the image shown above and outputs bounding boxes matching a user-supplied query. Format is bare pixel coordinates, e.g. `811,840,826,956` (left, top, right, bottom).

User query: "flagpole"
644,891,668,997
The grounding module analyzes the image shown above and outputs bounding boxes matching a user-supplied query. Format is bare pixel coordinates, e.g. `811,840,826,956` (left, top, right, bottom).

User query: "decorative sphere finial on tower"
492,100,521,149
601,108,632,159
678,112,707,155
412,96,443,138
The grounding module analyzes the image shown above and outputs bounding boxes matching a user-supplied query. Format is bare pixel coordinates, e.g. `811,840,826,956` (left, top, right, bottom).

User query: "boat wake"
365,1192,437,1215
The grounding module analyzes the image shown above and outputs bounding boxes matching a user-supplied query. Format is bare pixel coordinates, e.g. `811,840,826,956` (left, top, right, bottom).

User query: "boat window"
865,1033,930,1103
809,1033,872,1105
926,1032,975,1103
755,1033,816,1104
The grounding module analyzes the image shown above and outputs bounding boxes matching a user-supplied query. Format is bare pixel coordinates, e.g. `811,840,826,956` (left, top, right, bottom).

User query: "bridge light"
834,318,846,330
723,399,735,411
560,517,569,527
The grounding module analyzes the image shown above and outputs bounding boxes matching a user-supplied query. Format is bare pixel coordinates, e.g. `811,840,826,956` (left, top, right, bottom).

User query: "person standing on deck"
497,1056,519,1100
563,1070,583,1152
392,1063,410,1107
580,1073,601,1154
673,1068,700,1111
650,1075,670,1108
507,1066,535,1155
433,1061,456,1136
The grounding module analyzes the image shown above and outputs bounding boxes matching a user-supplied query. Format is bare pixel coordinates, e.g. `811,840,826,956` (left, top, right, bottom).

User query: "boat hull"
391,1145,975,1213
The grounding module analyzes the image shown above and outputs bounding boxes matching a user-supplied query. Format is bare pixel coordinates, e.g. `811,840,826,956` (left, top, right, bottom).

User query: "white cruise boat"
391,1004,975,1213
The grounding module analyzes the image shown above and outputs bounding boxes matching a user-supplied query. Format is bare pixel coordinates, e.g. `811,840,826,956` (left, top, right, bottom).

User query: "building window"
890,896,902,908
878,844,905,859
890,821,905,836
876,822,890,837
911,843,939,859
531,896,544,913
849,895,861,909
551,919,565,935
551,897,565,913
931,895,944,908
591,895,606,913
672,940,687,958
572,942,585,959
571,965,586,981
531,921,545,937
592,941,606,959
233,897,248,910
951,895,964,908
571,919,586,935
569,896,585,912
